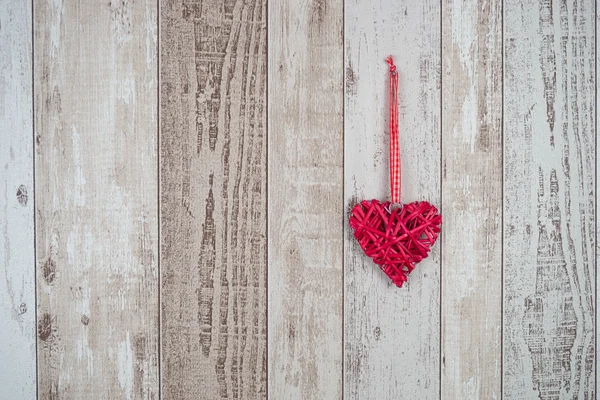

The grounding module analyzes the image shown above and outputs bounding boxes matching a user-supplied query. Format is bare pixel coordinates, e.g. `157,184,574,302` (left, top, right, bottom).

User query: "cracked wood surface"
0,0,36,398
344,1,441,399
34,0,159,398
504,0,596,399
160,0,267,398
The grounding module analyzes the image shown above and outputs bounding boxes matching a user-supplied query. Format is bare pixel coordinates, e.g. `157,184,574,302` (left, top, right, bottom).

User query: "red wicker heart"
349,199,442,287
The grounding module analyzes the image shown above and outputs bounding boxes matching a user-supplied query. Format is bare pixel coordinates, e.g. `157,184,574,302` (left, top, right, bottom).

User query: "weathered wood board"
159,0,268,398
344,0,441,398
503,0,596,398
268,0,344,398
34,0,159,397
597,0,600,397
440,0,503,398
0,0,36,398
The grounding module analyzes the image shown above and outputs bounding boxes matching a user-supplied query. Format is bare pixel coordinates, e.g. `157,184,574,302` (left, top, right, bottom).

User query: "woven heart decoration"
349,200,441,287
349,56,442,287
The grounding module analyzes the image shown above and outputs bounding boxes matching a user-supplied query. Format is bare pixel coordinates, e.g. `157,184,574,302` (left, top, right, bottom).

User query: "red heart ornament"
349,199,442,287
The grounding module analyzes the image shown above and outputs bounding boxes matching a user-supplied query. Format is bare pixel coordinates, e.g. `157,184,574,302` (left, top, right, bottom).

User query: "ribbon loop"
386,56,401,204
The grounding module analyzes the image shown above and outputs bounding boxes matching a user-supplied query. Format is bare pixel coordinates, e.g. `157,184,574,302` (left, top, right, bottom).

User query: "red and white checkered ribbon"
386,56,401,204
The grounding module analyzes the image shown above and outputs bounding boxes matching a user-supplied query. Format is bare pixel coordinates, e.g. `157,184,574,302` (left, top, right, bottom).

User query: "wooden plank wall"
0,0,36,398
344,1,441,399
0,0,597,399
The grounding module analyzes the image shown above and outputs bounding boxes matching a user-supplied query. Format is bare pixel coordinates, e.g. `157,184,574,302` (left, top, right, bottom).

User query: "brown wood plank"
503,0,596,398
159,0,267,398
441,0,503,398
344,1,442,398
267,0,344,398
34,0,159,398
0,0,36,397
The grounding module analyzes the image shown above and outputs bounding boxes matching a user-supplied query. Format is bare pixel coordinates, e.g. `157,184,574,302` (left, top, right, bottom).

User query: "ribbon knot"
386,56,396,73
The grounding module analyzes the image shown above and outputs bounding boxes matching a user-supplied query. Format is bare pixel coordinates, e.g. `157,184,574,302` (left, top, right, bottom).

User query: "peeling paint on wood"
504,0,595,398
0,0,36,397
160,0,268,398
344,1,442,399
34,0,159,397
268,0,344,398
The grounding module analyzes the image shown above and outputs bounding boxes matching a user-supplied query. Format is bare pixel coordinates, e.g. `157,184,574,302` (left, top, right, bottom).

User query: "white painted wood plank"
0,0,36,398
441,0,503,398
344,1,441,399
268,0,344,398
34,0,159,397
504,0,595,398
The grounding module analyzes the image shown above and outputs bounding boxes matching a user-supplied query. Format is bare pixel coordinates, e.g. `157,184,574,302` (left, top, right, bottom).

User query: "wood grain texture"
503,0,595,398
344,1,441,399
159,0,267,398
597,0,600,396
441,0,503,398
34,0,159,397
0,0,36,398
268,0,343,398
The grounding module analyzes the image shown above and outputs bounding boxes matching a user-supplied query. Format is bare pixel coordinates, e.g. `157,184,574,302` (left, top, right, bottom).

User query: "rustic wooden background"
0,0,596,399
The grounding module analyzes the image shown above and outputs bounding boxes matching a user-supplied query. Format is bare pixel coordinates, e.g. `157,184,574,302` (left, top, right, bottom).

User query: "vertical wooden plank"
0,0,36,398
268,0,343,398
441,0,503,398
160,0,267,398
344,1,441,398
34,0,159,397
504,0,595,398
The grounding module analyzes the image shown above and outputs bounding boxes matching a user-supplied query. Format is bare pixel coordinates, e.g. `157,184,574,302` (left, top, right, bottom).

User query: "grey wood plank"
34,0,159,397
0,0,36,398
597,0,600,396
503,0,595,398
268,0,344,398
344,1,441,398
159,0,267,398
441,0,503,398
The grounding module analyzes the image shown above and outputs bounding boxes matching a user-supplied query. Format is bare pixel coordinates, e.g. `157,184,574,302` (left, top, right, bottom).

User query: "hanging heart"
349,200,441,287
349,56,442,288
